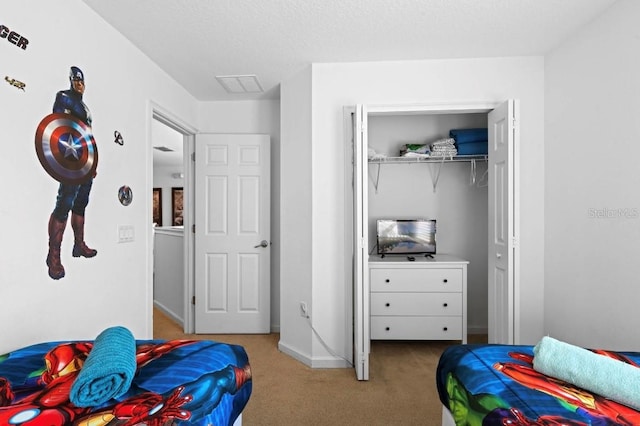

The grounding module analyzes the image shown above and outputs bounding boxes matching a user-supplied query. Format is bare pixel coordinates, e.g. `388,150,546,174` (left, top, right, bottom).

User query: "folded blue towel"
456,141,487,155
70,326,136,407
533,336,640,410
449,128,488,144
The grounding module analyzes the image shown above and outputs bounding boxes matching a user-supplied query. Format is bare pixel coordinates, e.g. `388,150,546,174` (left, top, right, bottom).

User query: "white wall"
153,228,184,323
0,0,197,353
366,113,489,332
545,0,640,350
279,67,315,364
280,57,545,366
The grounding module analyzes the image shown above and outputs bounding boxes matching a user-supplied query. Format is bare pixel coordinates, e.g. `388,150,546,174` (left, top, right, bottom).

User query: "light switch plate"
118,225,134,243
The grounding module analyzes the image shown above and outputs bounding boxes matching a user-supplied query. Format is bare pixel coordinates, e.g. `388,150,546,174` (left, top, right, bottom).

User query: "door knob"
496,253,502,259
254,240,269,248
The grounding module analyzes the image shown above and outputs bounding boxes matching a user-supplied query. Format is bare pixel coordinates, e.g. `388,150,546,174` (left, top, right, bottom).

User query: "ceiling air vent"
216,75,264,94
153,146,174,152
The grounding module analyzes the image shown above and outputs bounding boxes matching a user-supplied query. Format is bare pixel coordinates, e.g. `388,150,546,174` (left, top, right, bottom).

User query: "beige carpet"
154,308,486,425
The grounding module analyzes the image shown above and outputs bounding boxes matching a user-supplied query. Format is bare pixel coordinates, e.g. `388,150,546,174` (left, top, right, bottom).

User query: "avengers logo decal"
35,113,98,184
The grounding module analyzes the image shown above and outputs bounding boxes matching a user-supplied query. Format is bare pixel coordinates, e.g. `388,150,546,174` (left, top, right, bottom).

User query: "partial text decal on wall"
5,76,25,91
0,24,29,50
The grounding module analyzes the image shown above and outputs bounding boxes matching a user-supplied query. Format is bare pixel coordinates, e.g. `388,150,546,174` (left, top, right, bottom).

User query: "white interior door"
194,134,270,333
488,100,519,344
353,105,370,380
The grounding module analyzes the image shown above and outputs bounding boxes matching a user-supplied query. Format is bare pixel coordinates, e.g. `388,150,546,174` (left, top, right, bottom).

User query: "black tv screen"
376,219,436,255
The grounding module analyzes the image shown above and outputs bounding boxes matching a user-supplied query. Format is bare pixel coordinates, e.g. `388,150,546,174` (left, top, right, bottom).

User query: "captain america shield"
35,113,98,184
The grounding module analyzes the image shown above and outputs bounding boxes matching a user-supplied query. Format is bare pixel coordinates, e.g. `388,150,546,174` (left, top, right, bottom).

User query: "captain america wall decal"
35,66,99,280
118,185,133,206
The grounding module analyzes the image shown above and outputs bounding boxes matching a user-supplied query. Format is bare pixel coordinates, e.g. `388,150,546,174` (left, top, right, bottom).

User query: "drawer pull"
385,303,390,307
443,327,448,331
443,279,448,283
385,327,390,331
385,279,390,283
443,303,448,307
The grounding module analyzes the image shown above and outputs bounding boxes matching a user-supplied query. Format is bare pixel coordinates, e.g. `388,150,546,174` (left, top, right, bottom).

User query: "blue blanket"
449,128,488,144
70,326,136,407
456,141,487,155
1,339,251,425
437,344,640,424
533,336,640,410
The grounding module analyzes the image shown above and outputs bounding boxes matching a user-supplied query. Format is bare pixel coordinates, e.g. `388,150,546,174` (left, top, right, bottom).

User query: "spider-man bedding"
436,344,640,425
0,339,251,425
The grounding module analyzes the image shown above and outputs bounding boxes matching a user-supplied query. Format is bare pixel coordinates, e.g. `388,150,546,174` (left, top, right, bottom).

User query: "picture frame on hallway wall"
152,188,162,226
171,187,184,226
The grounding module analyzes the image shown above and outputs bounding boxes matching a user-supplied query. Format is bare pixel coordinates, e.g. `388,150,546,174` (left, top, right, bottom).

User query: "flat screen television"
376,219,436,255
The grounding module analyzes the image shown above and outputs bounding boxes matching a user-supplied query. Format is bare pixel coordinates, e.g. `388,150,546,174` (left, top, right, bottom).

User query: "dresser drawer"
370,268,462,292
370,292,462,316
371,316,463,340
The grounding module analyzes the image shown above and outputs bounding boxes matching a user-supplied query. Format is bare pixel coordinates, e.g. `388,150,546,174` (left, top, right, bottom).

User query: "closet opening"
348,101,519,380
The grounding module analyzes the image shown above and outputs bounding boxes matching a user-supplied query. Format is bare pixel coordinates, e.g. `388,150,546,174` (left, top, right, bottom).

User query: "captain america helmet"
69,66,84,82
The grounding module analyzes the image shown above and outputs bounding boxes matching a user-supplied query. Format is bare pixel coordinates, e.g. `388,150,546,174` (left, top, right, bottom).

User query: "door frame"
347,100,520,379
148,101,198,334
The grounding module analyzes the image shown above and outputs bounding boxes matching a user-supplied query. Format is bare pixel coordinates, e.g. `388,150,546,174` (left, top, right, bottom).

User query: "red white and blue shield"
35,113,98,184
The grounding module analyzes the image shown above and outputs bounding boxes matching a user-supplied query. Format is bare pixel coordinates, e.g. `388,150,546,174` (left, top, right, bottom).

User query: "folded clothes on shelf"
449,128,488,144
429,137,457,157
400,143,430,157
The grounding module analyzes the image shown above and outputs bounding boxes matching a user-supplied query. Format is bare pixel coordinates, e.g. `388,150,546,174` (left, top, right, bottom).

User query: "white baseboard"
278,340,312,367
153,300,184,326
310,355,351,369
277,340,350,368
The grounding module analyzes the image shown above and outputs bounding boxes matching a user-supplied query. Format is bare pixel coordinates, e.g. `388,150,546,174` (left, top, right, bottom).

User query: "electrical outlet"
299,301,308,317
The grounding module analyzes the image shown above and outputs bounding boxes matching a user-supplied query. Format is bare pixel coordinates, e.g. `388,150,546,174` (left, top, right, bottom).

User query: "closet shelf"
368,154,487,164
368,154,488,193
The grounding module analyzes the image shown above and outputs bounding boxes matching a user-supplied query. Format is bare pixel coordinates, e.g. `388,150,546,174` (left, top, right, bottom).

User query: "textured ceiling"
83,0,617,102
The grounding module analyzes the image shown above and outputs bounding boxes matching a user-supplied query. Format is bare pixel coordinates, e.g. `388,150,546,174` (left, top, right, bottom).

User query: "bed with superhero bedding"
0,327,252,425
437,337,640,426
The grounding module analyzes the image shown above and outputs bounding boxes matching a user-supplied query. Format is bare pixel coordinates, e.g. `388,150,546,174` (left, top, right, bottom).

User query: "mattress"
436,344,640,425
0,339,251,425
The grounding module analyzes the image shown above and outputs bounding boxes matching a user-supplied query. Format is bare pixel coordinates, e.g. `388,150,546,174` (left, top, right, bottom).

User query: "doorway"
150,107,197,334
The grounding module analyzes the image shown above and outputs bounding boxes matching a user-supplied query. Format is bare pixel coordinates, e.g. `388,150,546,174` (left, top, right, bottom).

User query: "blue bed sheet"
436,344,640,426
0,339,251,425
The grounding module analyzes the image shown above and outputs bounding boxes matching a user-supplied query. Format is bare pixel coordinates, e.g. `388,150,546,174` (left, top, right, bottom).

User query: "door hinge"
192,224,196,233
191,152,195,162
192,296,196,305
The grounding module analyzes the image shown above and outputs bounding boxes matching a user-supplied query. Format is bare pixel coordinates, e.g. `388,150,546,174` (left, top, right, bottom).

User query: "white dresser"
369,254,468,343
